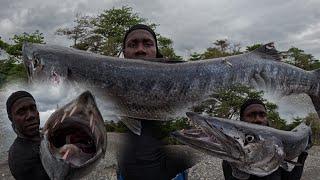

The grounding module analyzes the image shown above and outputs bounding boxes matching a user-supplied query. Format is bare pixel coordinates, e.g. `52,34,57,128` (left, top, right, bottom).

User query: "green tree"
6,30,45,56
92,6,153,56
56,6,182,58
214,39,229,52
246,44,262,52
0,58,28,87
284,47,316,70
201,47,230,59
0,37,9,50
189,52,202,61
158,36,182,60
310,60,320,70
201,39,244,59
159,117,191,144
192,84,286,129
55,13,92,49
0,31,43,87
265,102,287,130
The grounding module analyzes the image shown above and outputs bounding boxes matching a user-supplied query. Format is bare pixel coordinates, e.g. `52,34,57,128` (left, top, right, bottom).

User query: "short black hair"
6,91,35,121
240,99,266,121
122,24,163,58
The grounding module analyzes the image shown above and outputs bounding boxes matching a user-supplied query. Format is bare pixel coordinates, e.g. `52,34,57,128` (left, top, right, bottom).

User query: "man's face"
123,29,157,59
242,104,268,126
11,97,40,137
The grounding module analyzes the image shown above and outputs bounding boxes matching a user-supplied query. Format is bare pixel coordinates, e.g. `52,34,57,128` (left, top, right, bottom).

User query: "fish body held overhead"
23,43,320,134
172,112,312,178
40,91,107,180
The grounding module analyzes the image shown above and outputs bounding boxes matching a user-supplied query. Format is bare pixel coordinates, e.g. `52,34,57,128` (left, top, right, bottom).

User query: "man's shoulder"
9,137,40,161
10,137,37,150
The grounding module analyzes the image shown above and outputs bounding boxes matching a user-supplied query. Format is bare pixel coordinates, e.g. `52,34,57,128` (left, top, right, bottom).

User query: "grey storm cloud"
0,0,319,58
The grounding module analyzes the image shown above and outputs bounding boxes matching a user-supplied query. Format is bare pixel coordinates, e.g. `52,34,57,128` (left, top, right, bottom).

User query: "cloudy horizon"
0,0,319,59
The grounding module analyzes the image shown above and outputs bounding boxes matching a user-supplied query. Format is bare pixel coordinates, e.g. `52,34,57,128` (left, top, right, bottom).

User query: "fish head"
40,91,107,179
172,112,285,176
22,42,69,84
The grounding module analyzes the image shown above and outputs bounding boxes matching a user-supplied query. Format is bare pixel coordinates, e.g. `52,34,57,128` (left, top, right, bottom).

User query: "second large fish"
172,112,312,178
23,43,320,134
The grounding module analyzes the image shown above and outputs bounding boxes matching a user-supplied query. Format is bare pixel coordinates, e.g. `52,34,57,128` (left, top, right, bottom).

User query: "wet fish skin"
22,43,320,135
172,112,312,177
40,91,107,180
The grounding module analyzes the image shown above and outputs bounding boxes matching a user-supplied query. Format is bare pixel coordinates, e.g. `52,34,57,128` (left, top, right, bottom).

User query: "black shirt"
118,120,189,180
8,137,50,180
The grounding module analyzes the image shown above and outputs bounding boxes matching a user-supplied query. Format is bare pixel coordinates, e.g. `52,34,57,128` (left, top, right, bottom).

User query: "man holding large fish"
222,99,308,179
21,22,316,179
117,24,190,180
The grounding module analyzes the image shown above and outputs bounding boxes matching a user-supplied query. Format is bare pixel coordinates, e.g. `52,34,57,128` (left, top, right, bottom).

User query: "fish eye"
245,134,255,143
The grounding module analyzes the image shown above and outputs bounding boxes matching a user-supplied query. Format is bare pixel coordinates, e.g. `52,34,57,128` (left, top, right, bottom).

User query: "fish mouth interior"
48,117,96,165
172,128,228,156
179,129,217,142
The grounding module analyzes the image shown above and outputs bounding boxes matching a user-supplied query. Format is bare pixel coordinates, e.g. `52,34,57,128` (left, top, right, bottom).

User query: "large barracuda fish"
22,43,320,135
40,91,107,180
172,112,312,178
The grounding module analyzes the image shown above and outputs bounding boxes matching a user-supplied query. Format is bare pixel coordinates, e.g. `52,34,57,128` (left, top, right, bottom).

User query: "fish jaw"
40,91,107,179
173,112,285,176
171,128,243,163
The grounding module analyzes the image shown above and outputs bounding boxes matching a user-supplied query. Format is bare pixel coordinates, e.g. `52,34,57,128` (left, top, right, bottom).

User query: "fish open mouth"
47,116,97,166
172,128,239,162
172,128,226,153
40,91,107,179
172,112,245,163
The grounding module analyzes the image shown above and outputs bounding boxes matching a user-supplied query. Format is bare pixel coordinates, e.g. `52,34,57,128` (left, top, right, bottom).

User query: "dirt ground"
0,133,319,180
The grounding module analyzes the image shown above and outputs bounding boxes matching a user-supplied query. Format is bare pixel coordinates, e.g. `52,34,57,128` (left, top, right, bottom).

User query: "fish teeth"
44,130,49,136
61,112,67,123
90,114,94,128
69,105,77,116
96,135,100,145
53,120,59,129
92,124,95,134
62,149,70,160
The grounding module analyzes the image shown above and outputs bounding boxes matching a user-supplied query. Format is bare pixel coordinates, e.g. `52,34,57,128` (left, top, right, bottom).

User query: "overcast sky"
0,0,319,59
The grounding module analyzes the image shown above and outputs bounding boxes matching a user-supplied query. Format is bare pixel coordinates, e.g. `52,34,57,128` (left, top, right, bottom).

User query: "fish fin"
120,117,142,135
231,166,250,180
251,42,282,61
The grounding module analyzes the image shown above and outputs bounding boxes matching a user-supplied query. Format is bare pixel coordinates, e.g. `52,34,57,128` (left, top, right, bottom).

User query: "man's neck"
17,134,41,142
